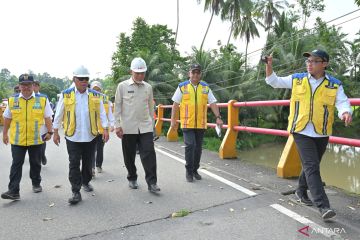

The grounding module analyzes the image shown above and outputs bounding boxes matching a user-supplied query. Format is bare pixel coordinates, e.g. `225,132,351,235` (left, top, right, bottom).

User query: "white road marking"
270,204,341,239
155,147,257,196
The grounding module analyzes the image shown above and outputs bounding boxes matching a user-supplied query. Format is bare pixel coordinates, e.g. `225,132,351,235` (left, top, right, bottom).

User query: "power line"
152,9,360,95
202,9,360,73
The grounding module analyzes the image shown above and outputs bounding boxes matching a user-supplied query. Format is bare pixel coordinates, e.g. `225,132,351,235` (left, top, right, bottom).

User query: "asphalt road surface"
0,129,359,240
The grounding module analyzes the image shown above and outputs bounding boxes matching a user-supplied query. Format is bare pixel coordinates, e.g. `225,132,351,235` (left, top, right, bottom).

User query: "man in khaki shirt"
114,57,160,194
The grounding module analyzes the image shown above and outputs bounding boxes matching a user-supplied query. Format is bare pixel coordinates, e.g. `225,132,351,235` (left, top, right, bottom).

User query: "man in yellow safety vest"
53,66,109,205
170,64,223,182
265,50,352,220
1,74,53,200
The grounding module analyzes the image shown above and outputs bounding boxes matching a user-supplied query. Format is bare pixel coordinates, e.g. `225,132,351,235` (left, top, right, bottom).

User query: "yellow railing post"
219,100,238,159
155,104,164,137
166,107,179,142
277,134,302,178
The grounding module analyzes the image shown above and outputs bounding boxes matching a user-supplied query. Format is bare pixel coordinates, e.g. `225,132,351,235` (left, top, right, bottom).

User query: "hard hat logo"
130,57,147,73
73,65,90,78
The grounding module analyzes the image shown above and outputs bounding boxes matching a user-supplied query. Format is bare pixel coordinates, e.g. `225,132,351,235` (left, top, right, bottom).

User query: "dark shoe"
186,172,193,182
319,208,336,220
68,192,82,204
1,190,20,200
82,183,94,192
32,185,43,193
128,180,139,189
194,172,202,180
148,184,160,193
295,191,313,206
41,156,47,165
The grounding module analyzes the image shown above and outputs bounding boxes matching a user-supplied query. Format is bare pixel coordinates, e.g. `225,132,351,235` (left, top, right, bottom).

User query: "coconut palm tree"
233,2,262,70
197,0,224,53
175,0,179,44
221,0,251,46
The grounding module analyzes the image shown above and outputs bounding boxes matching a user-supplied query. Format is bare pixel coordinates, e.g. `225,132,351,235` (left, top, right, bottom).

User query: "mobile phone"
41,133,47,141
260,56,268,64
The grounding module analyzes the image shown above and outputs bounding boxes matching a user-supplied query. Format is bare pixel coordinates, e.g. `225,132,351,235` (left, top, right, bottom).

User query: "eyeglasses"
77,77,89,82
305,59,324,65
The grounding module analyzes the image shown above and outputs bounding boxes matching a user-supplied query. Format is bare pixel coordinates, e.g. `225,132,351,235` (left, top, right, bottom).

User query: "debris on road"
171,209,190,218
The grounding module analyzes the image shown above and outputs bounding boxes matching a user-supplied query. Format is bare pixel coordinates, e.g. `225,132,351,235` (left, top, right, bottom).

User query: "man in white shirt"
170,64,223,182
1,74,53,200
53,66,109,204
114,57,160,193
33,80,52,166
90,81,115,175
265,50,352,220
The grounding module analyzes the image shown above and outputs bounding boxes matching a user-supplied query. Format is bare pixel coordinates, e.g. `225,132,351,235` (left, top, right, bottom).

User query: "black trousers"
91,134,105,168
8,144,42,193
40,142,46,162
182,129,205,174
121,132,157,185
66,138,97,193
293,133,330,208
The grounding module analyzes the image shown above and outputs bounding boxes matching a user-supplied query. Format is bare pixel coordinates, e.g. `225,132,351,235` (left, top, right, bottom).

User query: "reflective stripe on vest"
179,80,209,129
9,94,47,146
62,88,102,137
287,73,339,135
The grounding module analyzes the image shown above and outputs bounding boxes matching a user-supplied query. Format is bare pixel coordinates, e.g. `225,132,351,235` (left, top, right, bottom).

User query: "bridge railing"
154,98,360,178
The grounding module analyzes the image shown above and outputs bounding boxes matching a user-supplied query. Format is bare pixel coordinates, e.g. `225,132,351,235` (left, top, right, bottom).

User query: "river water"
238,143,360,194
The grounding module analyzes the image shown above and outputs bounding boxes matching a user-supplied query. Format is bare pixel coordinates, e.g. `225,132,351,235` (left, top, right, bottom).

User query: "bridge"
0,99,359,239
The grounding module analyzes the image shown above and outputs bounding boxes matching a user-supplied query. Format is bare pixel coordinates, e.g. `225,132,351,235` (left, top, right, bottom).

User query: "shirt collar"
307,73,326,81
129,77,144,85
74,87,89,95
19,91,35,100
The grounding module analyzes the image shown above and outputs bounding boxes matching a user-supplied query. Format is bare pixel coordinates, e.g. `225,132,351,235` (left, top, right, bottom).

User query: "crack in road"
63,195,256,240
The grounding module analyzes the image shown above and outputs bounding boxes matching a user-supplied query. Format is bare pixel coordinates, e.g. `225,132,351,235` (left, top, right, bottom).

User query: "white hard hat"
73,65,90,77
90,81,102,90
130,57,147,73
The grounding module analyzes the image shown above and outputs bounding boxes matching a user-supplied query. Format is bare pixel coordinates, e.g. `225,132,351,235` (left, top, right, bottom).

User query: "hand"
216,118,223,127
266,55,273,66
3,134,9,145
53,132,61,146
43,133,52,141
102,130,109,142
115,127,123,139
342,112,352,127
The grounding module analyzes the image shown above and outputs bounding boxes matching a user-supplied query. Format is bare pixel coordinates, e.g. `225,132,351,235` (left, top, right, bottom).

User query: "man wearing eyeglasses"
265,49,352,220
170,64,223,183
53,66,109,205
1,74,53,200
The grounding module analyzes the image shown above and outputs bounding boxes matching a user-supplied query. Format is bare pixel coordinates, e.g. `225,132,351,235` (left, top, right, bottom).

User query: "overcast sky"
0,0,359,79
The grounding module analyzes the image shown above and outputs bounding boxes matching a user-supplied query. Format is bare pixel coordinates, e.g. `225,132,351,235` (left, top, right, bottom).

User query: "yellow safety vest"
8,94,47,146
288,73,340,135
179,80,209,129
97,94,109,134
62,88,102,137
